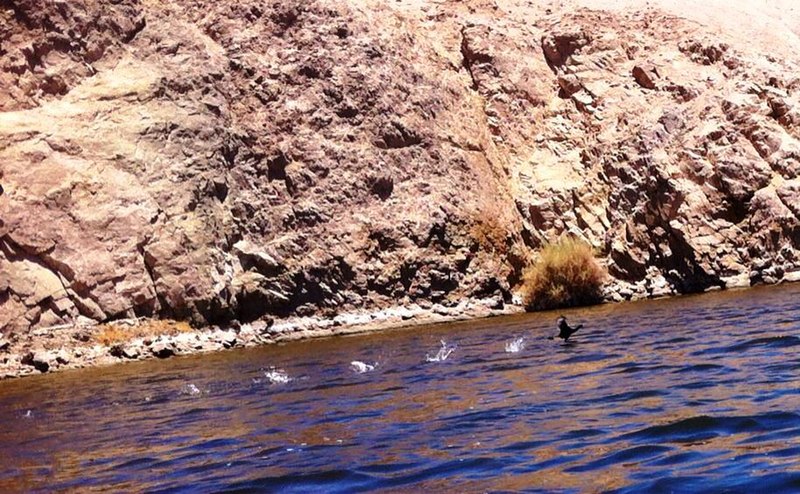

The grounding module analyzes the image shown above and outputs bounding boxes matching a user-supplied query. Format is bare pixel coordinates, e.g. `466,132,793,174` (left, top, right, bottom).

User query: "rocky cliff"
2,0,799,335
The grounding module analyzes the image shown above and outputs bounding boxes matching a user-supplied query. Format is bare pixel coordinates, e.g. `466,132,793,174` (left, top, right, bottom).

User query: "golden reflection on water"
0,283,799,492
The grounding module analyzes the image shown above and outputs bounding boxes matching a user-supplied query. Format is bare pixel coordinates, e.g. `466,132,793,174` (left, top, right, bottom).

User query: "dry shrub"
521,236,606,310
470,209,512,255
95,320,192,346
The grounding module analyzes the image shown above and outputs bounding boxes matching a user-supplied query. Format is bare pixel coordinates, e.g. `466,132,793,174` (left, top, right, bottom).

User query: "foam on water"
350,361,376,373
182,383,201,395
426,339,456,362
264,367,291,384
505,336,526,353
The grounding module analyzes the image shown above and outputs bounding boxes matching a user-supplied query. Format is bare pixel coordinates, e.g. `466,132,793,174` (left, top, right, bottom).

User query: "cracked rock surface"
1,0,799,336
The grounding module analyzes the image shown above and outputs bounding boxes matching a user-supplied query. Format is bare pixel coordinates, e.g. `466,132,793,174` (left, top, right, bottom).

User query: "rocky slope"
1,0,799,338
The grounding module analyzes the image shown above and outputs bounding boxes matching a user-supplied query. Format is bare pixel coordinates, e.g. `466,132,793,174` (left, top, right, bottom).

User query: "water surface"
1,284,799,493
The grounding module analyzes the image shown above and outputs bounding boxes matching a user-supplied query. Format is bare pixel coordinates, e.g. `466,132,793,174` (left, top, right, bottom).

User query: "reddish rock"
541,30,592,69
1,0,799,339
632,65,659,90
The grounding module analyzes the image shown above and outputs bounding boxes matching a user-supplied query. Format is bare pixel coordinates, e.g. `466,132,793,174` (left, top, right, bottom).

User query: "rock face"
1,0,799,335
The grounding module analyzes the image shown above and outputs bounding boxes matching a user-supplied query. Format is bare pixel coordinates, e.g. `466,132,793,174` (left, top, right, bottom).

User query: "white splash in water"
350,361,376,374
182,383,201,395
426,339,455,362
264,367,291,384
23,410,32,419
505,336,526,353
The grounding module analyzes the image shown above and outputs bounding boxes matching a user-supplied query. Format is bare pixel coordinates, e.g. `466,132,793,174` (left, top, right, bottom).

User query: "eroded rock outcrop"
1,0,518,334
1,0,799,337
456,7,800,299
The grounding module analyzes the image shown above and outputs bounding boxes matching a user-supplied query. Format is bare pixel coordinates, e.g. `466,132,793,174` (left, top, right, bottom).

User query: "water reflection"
0,284,799,492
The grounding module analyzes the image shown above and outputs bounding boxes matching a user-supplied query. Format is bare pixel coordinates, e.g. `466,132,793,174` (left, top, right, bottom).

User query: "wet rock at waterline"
122,346,141,360
21,351,58,373
150,341,175,359
219,331,238,349
0,300,512,379
111,344,142,360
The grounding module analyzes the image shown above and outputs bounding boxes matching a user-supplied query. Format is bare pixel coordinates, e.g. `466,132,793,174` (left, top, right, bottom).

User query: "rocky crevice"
460,26,488,91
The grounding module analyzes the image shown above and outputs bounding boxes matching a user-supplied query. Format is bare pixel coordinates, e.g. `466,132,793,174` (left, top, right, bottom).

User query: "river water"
1,284,799,493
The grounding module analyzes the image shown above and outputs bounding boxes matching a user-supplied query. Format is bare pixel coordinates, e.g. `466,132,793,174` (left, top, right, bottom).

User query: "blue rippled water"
1,283,799,493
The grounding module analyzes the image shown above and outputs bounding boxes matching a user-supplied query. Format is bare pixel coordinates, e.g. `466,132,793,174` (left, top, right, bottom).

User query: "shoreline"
2,280,798,380
0,297,519,380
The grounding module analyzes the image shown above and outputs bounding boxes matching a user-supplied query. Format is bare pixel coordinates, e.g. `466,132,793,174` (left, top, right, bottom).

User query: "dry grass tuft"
470,209,512,255
520,236,606,310
95,320,192,346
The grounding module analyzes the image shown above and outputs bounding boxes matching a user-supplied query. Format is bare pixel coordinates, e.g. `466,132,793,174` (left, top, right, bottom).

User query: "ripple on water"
565,445,674,473
486,362,531,373
2,283,800,493
608,475,708,494
671,363,730,374
379,457,508,488
263,368,292,384
558,352,619,364
495,439,551,453
612,472,800,494
620,412,800,444
692,335,800,356
609,363,675,374
223,469,376,493
574,390,668,411
556,428,606,441
434,407,514,433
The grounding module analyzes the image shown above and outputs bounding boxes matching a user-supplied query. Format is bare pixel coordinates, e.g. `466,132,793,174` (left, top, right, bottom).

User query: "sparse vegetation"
468,208,534,286
95,320,192,346
520,236,606,310
470,208,513,255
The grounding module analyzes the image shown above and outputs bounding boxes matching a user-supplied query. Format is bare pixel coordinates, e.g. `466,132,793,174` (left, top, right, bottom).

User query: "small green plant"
520,236,606,310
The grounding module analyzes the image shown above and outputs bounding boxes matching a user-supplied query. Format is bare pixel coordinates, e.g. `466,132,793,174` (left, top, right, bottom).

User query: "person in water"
550,315,583,341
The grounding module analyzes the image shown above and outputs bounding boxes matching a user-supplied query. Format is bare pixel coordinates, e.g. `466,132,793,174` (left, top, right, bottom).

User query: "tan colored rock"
122,345,142,360
219,330,237,349
22,350,57,373
150,340,175,359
